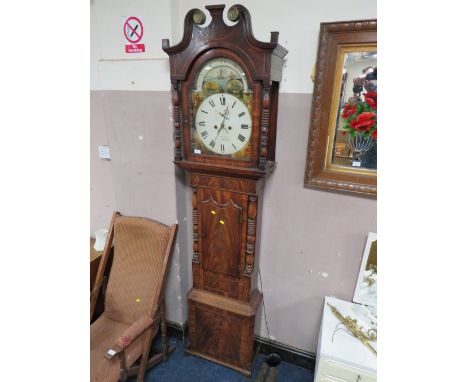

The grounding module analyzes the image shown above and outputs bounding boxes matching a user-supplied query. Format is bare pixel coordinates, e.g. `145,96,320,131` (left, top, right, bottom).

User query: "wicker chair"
90,213,177,382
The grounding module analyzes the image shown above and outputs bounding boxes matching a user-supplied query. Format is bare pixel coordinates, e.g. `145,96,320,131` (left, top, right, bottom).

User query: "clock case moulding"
163,4,287,376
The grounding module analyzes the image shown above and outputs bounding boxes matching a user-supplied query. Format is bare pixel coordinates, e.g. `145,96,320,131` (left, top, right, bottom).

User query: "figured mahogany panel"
195,303,243,363
196,188,248,299
203,270,240,299
200,196,242,277
188,295,256,371
219,313,243,363
191,174,261,301
194,304,225,358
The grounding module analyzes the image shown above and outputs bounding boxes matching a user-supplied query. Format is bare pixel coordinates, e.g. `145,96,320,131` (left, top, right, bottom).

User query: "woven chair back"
104,216,173,324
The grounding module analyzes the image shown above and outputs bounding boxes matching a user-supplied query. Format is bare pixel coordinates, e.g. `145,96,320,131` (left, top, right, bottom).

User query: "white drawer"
315,358,376,382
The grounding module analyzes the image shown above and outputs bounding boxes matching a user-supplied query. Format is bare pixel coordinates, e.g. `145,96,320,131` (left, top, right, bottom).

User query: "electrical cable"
258,267,271,340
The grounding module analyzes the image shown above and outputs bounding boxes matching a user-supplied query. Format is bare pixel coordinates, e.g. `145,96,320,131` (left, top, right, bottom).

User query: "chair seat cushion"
91,314,145,382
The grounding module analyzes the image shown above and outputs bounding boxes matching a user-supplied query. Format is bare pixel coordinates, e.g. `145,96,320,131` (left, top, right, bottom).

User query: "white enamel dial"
195,93,252,155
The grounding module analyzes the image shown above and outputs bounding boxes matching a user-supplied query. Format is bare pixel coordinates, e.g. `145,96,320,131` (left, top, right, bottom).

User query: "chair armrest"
104,316,155,360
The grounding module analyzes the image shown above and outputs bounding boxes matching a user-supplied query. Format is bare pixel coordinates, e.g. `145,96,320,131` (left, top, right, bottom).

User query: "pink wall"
90,90,190,325
257,93,376,350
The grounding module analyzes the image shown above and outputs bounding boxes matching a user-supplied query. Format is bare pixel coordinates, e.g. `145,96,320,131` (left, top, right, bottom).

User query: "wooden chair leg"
134,299,172,381
118,351,128,382
135,327,156,382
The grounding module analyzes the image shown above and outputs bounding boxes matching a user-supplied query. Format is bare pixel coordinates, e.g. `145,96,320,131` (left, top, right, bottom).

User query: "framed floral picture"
304,20,377,197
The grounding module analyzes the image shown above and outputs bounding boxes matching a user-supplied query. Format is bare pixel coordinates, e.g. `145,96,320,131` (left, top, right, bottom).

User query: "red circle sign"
123,17,144,43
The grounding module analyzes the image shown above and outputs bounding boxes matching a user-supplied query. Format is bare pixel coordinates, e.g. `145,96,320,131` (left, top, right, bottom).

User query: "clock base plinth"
187,288,262,375
184,348,258,377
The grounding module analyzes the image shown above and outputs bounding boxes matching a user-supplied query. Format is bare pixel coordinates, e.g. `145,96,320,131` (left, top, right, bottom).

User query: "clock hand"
218,112,229,121
219,108,228,131
215,109,230,143
214,116,226,138
214,123,224,142
218,106,230,120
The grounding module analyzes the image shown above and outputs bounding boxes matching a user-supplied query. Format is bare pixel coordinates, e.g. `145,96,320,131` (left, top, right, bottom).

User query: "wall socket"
98,145,111,160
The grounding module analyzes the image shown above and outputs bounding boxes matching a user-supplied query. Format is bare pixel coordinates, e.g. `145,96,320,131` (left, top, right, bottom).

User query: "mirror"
353,232,377,307
304,20,377,197
331,51,377,170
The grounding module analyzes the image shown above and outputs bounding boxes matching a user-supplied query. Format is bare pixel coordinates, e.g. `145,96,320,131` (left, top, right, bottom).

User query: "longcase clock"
163,4,287,376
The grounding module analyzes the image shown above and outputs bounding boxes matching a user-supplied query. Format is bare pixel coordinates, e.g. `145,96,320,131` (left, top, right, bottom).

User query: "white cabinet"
315,359,376,382
314,297,376,382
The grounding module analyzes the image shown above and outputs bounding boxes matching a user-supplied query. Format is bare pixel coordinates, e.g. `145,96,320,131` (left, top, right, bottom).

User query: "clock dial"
191,57,254,160
195,93,252,155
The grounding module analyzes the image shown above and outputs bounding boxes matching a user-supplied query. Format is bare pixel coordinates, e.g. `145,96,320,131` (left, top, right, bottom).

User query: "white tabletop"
318,296,377,373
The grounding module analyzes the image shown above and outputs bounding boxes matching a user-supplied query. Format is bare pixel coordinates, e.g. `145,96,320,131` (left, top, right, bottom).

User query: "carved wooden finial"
205,4,225,20
227,6,240,22
192,9,206,25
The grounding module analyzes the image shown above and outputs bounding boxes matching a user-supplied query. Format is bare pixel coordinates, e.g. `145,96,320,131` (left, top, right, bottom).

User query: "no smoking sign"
123,16,145,53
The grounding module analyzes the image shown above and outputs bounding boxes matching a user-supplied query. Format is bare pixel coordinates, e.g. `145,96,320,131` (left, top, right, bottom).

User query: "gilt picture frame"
304,20,377,197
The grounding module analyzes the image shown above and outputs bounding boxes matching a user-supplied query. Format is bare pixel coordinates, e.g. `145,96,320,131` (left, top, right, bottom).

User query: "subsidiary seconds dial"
195,93,252,155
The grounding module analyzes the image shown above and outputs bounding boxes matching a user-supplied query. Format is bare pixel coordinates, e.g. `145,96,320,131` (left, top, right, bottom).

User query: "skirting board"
254,335,316,371
166,320,316,371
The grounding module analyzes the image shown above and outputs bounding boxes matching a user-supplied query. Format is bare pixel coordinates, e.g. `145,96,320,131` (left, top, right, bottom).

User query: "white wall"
91,0,173,91
91,0,377,93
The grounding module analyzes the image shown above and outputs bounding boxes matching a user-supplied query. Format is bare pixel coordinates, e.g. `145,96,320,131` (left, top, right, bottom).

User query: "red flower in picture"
364,91,377,109
340,90,377,140
341,104,357,119
350,112,376,132
365,96,377,109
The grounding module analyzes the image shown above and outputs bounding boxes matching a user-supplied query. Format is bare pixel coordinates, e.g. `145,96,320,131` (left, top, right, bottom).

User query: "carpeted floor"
129,336,314,382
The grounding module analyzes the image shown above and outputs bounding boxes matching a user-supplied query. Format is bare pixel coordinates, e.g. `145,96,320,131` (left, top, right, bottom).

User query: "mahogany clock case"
186,172,266,375
163,4,287,376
